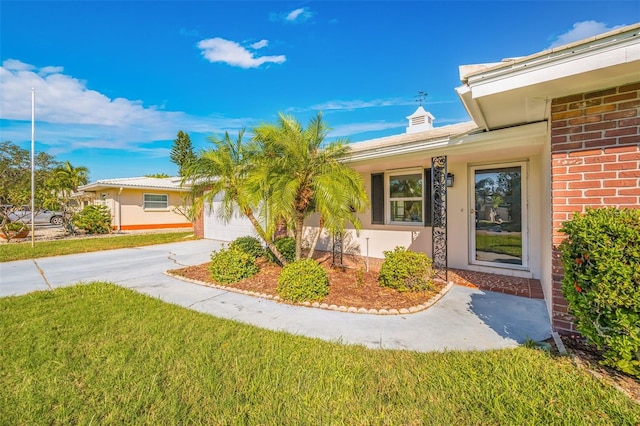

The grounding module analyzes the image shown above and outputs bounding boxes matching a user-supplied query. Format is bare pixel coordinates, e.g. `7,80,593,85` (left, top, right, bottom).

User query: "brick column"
550,83,640,333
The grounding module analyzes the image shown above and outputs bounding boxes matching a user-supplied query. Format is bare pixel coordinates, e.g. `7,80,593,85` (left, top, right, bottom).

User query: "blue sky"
1,1,638,181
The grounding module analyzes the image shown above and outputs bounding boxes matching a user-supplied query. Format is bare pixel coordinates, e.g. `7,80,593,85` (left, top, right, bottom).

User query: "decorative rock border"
164,271,454,315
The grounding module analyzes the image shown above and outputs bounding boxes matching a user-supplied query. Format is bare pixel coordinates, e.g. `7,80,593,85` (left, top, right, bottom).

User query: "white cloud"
311,98,413,111
271,7,314,23
0,59,251,154
250,39,269,49
548,20,626,48
329,121,405,138
291,97,457,113
197,37,286,68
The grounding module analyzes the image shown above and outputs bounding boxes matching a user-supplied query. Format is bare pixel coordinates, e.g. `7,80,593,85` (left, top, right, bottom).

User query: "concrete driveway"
0,239,552,352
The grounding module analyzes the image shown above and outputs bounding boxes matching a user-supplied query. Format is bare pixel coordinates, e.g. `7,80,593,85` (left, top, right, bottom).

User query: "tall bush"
379,247,434,292
73,205,111,234
559,207,640,378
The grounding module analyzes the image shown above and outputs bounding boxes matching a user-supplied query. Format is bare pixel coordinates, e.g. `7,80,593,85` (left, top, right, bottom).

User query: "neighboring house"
77,177,192,231
196,23,639,334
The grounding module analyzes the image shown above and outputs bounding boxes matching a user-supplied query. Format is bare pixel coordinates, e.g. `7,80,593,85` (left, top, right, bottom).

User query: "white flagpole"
31,88,35,248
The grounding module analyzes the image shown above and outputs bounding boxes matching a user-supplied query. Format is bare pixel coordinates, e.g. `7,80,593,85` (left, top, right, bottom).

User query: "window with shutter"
371,173,384,224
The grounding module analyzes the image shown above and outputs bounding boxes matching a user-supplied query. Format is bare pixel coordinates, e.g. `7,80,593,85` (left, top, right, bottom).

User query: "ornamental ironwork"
431,156,448,281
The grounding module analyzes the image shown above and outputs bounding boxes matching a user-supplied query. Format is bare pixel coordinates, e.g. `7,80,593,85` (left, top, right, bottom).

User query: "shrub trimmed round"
209,247,259,285
267,236,296,265
229,236,265,259
379,246,434,292
559,207,640,378
277,259,329,303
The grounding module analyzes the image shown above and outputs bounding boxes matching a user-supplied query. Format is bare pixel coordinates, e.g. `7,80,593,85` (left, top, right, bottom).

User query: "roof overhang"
78,182,189,193
457,24,640,131
346,121,546,167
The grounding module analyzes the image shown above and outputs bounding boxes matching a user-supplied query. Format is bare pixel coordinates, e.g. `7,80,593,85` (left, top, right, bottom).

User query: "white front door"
470,162,528,270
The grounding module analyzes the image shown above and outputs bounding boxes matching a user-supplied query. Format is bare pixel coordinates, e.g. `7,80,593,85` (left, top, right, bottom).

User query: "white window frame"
143,193,169,211
386,169,424,226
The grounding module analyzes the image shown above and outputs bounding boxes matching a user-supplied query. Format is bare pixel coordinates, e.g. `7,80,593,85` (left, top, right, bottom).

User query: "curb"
164,271,454,316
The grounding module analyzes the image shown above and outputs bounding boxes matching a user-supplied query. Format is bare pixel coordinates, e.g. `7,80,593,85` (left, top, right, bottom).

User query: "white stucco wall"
306,125,549,281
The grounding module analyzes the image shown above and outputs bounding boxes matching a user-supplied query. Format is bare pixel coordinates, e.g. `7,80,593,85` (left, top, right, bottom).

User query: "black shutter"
424,168,432,226
371,173,384,224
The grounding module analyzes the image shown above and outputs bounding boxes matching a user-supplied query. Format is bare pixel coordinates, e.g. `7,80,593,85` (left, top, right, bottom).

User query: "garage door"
203,196,258,242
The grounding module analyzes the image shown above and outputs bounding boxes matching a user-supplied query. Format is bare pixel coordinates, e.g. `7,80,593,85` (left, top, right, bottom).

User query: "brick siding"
550,82,640,333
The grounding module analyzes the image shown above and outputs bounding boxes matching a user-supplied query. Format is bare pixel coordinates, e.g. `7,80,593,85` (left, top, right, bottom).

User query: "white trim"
385,168,424,226
469,160,529,271
348,121,546,163
143,193,169,211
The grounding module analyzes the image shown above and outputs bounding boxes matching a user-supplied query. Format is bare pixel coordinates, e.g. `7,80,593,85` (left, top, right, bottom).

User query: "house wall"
307,138,547,282
95,189,192,231
550,82,640,333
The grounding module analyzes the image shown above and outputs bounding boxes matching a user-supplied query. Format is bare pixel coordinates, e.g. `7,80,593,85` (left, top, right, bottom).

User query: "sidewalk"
0,239,552,352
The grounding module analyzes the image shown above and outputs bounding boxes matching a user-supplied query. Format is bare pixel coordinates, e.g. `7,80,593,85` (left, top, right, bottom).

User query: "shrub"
378,246,434,292
559,207,640,378
209,247,259,285
229,236,264,259
277,259,329,303
5,221,28,232
266,236,296,265
72,205,111,234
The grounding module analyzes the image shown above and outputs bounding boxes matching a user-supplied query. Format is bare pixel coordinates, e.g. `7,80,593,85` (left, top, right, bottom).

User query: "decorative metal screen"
431,156,448,281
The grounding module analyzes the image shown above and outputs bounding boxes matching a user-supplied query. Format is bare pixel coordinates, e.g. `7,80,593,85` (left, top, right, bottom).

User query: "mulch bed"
559,335,640,403
169,251,446,311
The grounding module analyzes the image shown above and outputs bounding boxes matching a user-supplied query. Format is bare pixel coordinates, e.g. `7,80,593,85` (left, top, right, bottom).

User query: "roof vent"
406,105,435,134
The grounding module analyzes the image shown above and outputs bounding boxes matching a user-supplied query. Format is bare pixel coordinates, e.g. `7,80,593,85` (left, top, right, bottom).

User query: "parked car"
5,206,64,226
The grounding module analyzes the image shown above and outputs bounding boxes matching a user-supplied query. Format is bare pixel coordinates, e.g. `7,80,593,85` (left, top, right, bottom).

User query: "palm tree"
252,112,369,261
183,130,288,265
55,161,89,198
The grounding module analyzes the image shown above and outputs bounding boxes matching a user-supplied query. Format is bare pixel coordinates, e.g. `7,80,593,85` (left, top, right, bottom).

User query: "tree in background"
170,131,196,177
0,141,91,235
55,161,89,199
0,141,60,208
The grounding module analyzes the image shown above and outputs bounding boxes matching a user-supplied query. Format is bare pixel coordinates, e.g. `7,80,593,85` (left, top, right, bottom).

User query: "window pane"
390,200,422,222
474,166,522,265
144,194,168,209
389,174,422,198
145,194,167,202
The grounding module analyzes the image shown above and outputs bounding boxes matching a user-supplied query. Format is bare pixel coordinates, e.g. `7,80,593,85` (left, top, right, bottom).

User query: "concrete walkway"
0,239,552,352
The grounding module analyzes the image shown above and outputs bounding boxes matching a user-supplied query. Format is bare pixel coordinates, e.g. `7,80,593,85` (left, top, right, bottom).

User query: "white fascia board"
345,136,453,163
346,121,546,163
467,35,640,99
78,182,187,192
455,85,488,131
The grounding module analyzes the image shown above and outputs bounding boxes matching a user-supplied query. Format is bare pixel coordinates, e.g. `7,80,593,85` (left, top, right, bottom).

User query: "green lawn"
2,283,638,424
0,231,196,262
